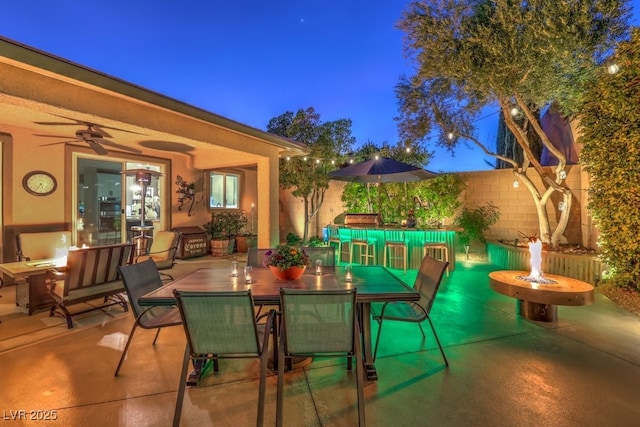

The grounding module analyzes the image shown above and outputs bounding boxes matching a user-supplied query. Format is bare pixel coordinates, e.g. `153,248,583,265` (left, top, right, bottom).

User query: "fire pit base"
518,300,558,322
489,270,594,323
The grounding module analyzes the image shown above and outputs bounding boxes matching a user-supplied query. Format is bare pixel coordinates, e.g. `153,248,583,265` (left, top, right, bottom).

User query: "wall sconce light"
175,175,196,216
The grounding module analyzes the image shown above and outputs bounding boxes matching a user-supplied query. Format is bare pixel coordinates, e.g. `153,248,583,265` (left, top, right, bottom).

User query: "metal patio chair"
276,288,365,427
114,259,182,376
172,289,275,427
371,254,449,366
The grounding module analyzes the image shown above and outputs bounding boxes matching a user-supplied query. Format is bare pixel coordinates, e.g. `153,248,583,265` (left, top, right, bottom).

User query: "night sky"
3,1,639,172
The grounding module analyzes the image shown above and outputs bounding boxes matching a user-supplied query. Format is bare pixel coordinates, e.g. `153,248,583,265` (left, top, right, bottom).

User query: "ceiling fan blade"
34,133,79,139
85,139,109,155
34,114,145,136
40,140,77,147
99,138,143,154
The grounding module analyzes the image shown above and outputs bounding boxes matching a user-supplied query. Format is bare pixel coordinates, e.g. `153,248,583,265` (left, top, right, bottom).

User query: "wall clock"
22,171,57,196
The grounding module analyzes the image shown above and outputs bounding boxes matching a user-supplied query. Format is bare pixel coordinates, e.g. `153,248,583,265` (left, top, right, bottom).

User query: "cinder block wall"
280,165,592,248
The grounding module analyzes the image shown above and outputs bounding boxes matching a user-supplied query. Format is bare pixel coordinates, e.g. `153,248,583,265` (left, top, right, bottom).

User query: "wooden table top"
140,265,419,306
489,270,594,306
0,258,65,279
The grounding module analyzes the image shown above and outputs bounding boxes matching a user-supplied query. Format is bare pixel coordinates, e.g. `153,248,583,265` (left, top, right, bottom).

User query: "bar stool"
327,225,350,264
350,228,377,265
422,237,450,276
383,229,408,272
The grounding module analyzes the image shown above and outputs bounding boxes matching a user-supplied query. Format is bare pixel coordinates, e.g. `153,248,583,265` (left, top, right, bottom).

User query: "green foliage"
413,174,467,227
268,107,355,243
338,142,444,224
455,203,500,246
394,0,630,245
306,235,325,247
203,211,247,240
340,171,466,227
580,29,640,289
285,232,302,246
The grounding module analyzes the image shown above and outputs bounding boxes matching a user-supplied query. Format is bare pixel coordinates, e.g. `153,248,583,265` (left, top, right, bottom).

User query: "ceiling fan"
35,123,143,155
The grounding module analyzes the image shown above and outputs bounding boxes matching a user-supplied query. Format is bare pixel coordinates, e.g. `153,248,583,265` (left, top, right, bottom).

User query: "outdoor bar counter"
327,226,456,271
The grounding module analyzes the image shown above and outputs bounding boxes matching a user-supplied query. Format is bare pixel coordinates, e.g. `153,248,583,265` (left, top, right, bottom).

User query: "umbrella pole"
378,175,382,223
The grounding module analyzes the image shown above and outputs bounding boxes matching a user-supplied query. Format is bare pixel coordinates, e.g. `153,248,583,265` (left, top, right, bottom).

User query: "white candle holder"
244,265,252,284
315,259,323,275
345,265,353,282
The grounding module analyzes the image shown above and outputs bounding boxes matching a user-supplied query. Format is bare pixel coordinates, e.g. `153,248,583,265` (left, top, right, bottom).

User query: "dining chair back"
246,247,272,267
302,246,336,267
371,254,449,366
135,230,179,280
172,289,274,427
276,288,364,426
114,259,182,376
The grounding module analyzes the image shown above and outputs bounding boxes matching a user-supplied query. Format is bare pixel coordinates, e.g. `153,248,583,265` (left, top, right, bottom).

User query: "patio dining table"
138,265,419,381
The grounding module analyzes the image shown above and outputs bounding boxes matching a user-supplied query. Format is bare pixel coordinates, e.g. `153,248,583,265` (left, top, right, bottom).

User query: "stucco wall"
280,165,594,248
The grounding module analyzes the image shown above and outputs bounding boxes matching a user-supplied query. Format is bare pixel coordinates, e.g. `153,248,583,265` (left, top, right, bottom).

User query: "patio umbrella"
328,157,438,215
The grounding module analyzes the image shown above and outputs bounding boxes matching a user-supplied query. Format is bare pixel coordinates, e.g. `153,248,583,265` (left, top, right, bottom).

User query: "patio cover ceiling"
0,36,308,166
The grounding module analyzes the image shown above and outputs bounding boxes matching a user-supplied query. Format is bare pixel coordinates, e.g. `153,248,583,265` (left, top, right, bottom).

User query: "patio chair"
371,254,449,366
172,289,275,427
246,247,273,267
135,230,179,281
302,246,336,267
276,288,364,427
114,259,182,377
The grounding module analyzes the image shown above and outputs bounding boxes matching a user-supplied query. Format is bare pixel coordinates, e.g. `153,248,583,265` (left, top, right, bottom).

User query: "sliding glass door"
75,155,166,247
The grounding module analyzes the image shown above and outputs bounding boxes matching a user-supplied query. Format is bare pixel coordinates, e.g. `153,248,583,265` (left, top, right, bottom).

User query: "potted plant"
203,211,248,256
203,212,231,257
236,230,257,253
264,244,310,280
455,202,500,260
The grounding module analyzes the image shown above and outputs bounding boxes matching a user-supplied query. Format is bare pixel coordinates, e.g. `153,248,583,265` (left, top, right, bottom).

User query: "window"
208,172,239,209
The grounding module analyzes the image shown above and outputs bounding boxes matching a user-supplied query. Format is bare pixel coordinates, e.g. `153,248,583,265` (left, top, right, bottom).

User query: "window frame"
207,170,241,210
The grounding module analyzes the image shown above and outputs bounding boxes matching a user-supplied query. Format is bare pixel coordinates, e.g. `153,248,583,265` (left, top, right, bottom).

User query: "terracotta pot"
269,265,306,280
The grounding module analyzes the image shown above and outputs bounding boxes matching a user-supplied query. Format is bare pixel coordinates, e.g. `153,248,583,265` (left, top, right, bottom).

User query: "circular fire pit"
489,270,595,322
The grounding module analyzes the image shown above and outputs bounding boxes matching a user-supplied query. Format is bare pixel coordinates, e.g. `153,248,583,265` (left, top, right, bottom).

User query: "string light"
510,107,519,117
607,63,620,74
559,170,567,179
513,180,519,188
447,132,454,140
558,201,566,211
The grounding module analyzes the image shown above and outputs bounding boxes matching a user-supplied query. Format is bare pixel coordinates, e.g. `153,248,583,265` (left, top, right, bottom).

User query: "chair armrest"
45,269,65,292
135,247,177,263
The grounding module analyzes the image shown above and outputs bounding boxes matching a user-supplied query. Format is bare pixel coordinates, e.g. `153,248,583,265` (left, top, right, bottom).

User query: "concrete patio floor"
1,255,640,426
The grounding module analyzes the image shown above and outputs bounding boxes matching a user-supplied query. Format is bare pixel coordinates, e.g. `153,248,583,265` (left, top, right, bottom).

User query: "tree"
580,29,640,289
267,107,355,243
395,0,630,247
